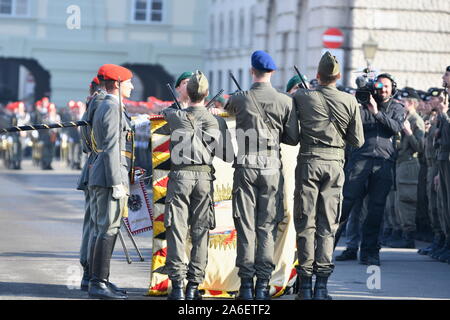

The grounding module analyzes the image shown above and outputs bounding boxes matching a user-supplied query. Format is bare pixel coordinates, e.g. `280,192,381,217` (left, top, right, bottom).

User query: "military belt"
300,144,345,157
171,164,214,173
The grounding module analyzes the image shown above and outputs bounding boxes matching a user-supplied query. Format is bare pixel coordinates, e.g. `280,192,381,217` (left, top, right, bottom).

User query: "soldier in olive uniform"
293,52,364,300
87,65,135,300
432,66,450,263
418,107,445,255
162,71,234,300
389,88,425,248
225,50,299,300
286,74,308,95
77,75,106,291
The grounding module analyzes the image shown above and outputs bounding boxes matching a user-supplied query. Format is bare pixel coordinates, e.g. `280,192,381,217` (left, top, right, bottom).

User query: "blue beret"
251,50,277,71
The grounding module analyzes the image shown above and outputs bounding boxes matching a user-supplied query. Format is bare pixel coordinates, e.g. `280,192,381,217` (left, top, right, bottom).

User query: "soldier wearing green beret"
286,74,308,95
173,71,194,109
162,71,234,300
293,51,364,300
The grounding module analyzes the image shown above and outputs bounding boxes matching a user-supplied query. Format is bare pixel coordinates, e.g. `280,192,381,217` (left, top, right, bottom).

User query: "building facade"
0,0,207,106
205,0,450,92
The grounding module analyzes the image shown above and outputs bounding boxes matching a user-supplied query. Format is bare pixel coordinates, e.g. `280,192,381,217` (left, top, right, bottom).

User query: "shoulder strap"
186,111,212,153
248,90,278,142
316,89,346,142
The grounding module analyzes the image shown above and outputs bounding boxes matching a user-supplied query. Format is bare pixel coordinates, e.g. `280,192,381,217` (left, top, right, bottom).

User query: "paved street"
0,160,449,300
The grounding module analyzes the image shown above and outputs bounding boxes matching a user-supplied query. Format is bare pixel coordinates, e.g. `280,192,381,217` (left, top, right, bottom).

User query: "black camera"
355,75,383,105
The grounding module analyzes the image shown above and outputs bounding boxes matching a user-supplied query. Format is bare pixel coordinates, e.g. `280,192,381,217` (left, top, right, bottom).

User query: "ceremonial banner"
147,114,299,298
124,173,153,235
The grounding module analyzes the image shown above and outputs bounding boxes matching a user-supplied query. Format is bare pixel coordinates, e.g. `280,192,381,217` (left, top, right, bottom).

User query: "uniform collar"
251,82,273,89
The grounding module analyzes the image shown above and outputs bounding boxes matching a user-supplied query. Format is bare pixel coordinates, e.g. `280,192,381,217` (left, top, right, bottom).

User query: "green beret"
318,51,340,77
286,74,308,92
187,70,209,96
175,71,194,88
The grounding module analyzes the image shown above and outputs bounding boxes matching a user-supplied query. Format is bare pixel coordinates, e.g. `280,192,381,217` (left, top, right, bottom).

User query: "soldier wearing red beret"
87,64,134,300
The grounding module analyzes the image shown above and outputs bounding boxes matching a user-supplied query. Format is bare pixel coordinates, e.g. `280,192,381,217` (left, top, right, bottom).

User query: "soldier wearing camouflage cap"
293,51,364,300
162,71,234,300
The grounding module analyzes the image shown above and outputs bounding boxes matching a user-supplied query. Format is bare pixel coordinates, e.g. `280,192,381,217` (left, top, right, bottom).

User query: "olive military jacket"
293,85,364,161
225,82,299,169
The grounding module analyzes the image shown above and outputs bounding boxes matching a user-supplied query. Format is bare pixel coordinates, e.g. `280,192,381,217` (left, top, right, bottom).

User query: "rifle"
0,120,89,134
205,89,225,110
293,65,308,89
229,72,242,91
166,83,182,109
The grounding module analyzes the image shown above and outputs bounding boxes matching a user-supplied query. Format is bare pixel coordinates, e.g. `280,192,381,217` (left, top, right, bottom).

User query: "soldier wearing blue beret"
225,50,300,300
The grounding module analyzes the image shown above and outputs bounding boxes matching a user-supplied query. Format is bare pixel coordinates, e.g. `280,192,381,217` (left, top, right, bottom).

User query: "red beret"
92,76,100,85
97,64,132,81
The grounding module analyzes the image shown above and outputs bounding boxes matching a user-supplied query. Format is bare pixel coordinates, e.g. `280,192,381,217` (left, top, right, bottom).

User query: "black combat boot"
168,280,185,300
185,282,202,300
380,228,393,246
437,242,450,262
313,275,332,300
418,234,444,255
335,248,358,261
236,278,254,300
88,234,127,300
104,235,126,295
431,238,449,259
389,231,415,249
367,251,381,266
254,279,270,300
386,229,402,247
295,275,313,300
80,262,90,292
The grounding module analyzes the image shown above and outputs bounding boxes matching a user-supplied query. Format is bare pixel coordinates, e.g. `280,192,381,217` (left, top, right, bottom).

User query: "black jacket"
351,99,405,162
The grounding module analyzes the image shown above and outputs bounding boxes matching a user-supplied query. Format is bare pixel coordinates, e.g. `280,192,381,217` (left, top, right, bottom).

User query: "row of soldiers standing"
0,97,85,170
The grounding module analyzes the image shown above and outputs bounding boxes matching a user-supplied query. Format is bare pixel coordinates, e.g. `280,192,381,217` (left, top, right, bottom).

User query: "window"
228,12,234,48
0,0,28,16
209,71,214,94
210,15,215,49
218,70,223,92
132,0,163,23
219,14,224,48
239,9,244,47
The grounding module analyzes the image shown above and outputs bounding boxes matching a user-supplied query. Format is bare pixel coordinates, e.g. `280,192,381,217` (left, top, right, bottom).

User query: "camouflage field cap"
318,51,340,76
187,70,209,96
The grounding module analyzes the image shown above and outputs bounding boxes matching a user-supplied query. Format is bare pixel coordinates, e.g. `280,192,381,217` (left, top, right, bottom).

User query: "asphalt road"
0,160,449,300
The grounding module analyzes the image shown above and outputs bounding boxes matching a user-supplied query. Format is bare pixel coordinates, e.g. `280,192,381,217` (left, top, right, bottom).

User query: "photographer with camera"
335,73,406,266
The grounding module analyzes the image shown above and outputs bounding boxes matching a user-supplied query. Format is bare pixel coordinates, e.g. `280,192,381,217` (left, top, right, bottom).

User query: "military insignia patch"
128,194,143,212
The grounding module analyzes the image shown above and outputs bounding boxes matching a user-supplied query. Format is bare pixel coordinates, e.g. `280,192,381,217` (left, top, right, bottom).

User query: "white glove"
132,115,150,128
112,184,128,200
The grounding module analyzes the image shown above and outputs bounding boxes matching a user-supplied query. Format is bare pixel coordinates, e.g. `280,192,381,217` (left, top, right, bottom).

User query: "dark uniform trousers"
294,160,344,277
232,167,284,280
427,161,443,236
164,170,215,284
341,157,394,254
438,160,450,242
